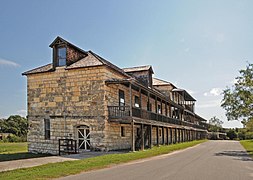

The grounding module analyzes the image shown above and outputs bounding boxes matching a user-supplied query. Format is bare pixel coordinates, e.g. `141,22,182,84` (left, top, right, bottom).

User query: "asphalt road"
59,140,253,180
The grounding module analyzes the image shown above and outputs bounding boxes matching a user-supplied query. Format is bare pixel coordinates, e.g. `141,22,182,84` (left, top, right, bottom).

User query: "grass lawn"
0,142,48,162
0,140,207,180
240,139,253,158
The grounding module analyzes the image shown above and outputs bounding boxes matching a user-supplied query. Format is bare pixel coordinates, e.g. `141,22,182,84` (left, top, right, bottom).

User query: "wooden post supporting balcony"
131,121,135,151
155,96,158,113
184,129,186,142
129,84,133,117
141,123,144,151
129,83,135,151
178,129,181,143
175,129,177,143
166,127,169,145
162,127,165,145
156,126,159,146
149,125,152,148
170,128,173,144
139,88,142,117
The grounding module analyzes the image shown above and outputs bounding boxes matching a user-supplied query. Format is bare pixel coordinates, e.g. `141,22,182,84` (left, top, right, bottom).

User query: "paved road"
60,141,253,180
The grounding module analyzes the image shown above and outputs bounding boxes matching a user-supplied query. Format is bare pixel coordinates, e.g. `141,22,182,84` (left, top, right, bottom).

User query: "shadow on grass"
0,152,50,162
215,150,253,161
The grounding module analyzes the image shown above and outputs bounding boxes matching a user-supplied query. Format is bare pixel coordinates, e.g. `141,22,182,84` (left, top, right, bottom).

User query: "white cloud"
17,110,27,117
204,88,223,96
196,99,221,108
0,58,20,67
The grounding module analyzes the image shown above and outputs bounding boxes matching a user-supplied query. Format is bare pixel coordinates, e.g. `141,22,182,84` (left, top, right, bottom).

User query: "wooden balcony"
108,106,206,130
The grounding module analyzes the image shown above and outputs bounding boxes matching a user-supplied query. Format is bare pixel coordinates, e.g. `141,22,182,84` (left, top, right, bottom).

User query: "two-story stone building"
23,36,207,155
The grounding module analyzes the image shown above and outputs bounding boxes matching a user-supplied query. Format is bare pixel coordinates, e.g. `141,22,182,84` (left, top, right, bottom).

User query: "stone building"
22,36,207,155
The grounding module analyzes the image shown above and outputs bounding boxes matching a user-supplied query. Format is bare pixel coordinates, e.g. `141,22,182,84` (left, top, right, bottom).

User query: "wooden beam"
129,83,132,117
149,124,152,148
175,128,177,143
131,120,135,151
162,127,165,145
156,126,159,146
166,128,169,145
141,124,144,151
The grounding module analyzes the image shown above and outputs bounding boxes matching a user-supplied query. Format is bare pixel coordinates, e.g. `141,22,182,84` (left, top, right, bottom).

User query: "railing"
108,106,130,118
59,139,78,155
108,106,206,130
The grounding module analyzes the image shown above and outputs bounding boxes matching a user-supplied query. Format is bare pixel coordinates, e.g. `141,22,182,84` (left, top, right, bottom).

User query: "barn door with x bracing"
77,126,90,150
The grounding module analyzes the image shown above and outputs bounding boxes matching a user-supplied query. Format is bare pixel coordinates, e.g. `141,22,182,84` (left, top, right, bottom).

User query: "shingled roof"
123,65,154,74
22,42,131,78
153,77,176,87
22,64,53,75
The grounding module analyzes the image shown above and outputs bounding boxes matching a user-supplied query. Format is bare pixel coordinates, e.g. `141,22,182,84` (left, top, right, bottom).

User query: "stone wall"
27,66,111,154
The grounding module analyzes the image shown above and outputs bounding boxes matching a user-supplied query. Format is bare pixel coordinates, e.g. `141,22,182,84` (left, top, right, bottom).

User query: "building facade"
23,37,207,155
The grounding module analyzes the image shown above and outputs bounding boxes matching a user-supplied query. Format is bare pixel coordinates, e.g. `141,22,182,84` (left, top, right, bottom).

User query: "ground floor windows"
44,119,50,140
121,126,126,137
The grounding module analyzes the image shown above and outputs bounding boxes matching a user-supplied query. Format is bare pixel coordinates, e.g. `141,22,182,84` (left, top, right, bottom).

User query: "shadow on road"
215,150,253,161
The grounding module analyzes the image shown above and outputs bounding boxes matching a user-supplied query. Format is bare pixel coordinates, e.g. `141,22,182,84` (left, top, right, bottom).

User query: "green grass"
0,142,48,162
240,139,253,158
0,140,207,180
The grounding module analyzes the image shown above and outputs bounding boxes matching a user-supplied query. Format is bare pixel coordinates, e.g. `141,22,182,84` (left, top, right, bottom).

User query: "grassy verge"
0,140,207,180
0,142,48,162
240,139,253,158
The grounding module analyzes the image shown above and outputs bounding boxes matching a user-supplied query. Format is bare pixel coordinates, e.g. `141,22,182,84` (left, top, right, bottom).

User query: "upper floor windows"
119,90,125,107
57,47,66,66
134,96,140,108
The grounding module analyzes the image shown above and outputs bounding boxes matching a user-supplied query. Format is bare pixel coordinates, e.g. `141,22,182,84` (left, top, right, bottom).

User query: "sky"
0,0,252,128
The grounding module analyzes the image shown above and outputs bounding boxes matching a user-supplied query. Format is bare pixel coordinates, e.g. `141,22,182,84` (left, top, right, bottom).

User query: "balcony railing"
108,106,206,130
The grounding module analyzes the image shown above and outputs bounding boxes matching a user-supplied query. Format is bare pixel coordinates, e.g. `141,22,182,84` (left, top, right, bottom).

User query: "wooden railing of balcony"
108,106,206,130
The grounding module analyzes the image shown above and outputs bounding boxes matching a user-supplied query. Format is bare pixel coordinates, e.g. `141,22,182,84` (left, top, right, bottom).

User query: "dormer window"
57,47,66,66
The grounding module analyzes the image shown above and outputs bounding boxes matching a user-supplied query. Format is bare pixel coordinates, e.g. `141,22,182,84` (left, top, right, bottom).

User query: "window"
134,96,140,108
119,90,125,106
44,119,50,140
119,90,125,110
121,126,125,137
157,104,161,114
57,47,66,66
147,102,152,111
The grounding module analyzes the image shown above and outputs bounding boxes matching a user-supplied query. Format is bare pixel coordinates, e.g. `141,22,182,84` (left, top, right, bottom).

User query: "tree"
0,115,28,136
226,129,237,140
208,116,223,132
221,63,253,124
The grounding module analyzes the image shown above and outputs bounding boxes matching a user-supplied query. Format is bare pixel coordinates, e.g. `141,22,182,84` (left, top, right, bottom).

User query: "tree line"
0,115,28,142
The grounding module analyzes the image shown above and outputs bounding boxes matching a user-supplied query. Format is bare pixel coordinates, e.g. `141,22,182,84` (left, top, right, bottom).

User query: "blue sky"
0,0,252,128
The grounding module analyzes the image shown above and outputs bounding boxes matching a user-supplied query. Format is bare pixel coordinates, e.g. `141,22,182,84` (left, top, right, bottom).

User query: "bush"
2,135,27,142
245,132,253,139
226,129,237,140
238,131,246,140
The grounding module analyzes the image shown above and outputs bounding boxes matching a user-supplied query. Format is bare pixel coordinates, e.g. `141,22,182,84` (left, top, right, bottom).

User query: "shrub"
3,135,27,142
245,132,253,139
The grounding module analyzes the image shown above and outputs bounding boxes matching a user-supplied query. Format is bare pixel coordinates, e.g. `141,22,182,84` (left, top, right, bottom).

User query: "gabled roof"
22,64,53,75
88,51,131,78
123,65,154,74
49,36,87,55
153,77,176,88
22,50,131,78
